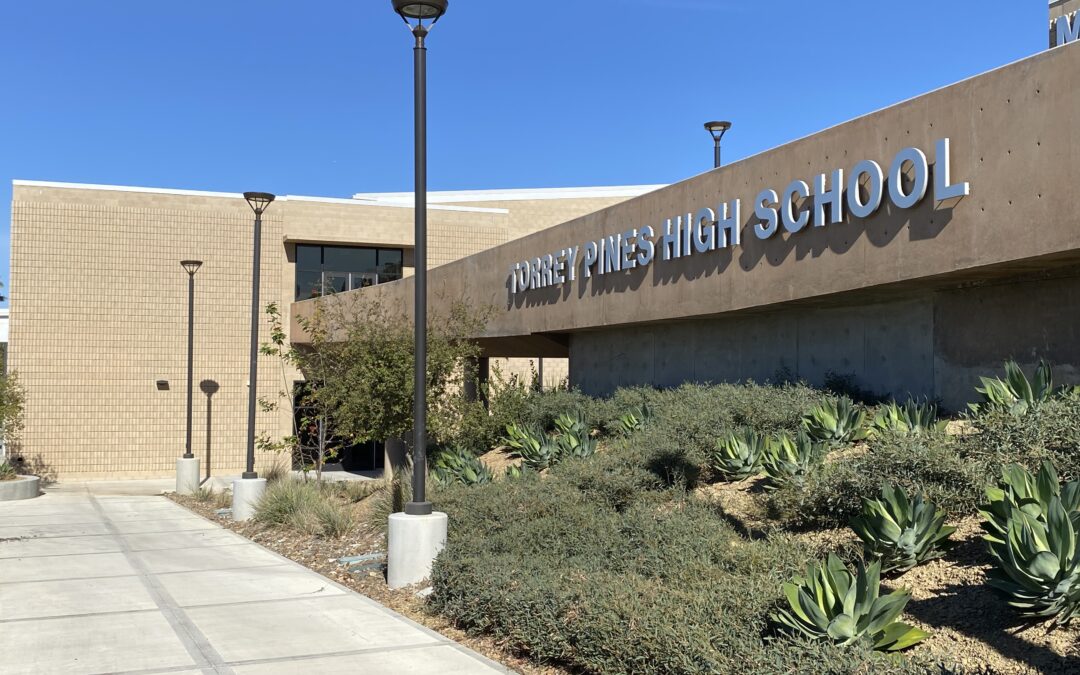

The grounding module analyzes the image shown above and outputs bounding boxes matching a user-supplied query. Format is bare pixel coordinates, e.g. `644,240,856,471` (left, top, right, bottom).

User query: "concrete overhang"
292,43,1080,353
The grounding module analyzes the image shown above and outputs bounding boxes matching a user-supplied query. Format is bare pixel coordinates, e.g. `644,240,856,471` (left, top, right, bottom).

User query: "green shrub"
255,479,320,526
802,398,869,446
965,397,1080,481
849,483,956,573
709,428,766,482
767,435,988,530
773,554,929,651
0,460,16,481
429,455,945,674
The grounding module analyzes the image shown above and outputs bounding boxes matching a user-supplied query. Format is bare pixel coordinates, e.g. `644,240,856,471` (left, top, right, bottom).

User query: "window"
294,244,405,300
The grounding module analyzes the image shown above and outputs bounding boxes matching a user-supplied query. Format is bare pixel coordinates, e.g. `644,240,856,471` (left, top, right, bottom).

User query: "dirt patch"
479,447,521,476
170,490,563,675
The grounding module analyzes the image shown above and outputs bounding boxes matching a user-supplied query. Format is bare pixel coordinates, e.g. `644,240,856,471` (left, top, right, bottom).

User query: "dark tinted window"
294,244,404,300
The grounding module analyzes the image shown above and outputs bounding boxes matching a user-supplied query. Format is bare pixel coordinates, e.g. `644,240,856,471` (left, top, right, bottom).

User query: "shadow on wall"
200,379,220,481
508,174,956,309
9,452,58,485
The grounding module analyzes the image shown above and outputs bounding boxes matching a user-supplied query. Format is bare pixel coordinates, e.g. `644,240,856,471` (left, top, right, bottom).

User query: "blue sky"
0,1,1044,303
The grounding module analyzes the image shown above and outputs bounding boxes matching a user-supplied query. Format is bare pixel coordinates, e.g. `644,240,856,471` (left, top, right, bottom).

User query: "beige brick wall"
9,184,639,478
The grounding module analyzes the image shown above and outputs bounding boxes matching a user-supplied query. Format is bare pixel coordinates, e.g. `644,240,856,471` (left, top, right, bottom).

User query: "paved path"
0,483,510,675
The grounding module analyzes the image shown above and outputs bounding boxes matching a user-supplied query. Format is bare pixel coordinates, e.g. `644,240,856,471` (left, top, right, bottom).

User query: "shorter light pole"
233,192,275,522
181,260,203,459
705,120,732,169
175,260,203,495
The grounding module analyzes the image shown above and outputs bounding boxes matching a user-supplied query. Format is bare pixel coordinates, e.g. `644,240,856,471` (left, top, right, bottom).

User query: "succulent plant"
617,403,652,436
504,464,525,479
503,422,561,471
773,554,930,651
709,428,766,481
870,399,947,437
557,429,597,460
430,446,494,487
983,495,1080,625
802,398,869,445
850,483,956,573
972,359,1056,416
981,462,1080,539
761,430,824,490
553,411,589,438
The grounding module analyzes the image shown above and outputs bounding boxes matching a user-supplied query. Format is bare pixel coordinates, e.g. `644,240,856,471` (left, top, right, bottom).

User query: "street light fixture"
704,120,732,169
393,0,447,518
175,260,203,495
242,192,275,481
180,260,203,460
386,0,450,590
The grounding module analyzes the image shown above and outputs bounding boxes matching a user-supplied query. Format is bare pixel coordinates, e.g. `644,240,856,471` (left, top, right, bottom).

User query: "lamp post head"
704,120,732,143
393,0,448,34
180,260,203,276
243,192,276,215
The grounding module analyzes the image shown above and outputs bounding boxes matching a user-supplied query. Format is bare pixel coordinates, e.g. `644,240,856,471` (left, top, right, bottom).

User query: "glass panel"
295,245,322,270
378,249,403,281
322,271,348,295
324,246,376,272
350,273,377,290
295,270,323,300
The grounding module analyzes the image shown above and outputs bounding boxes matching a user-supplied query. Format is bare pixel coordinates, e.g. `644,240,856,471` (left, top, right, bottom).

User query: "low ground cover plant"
0,460,16,481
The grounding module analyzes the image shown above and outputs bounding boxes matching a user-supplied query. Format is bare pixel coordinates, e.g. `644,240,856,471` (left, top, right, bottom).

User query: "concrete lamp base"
175,457,200,496
387,511,448,590
231,477,266,522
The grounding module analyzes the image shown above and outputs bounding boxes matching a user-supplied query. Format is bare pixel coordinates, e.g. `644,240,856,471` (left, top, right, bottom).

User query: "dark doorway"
292,382,385,473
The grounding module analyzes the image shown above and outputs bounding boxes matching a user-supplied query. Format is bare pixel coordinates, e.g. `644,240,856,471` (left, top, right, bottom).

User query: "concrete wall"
570,270,1080,411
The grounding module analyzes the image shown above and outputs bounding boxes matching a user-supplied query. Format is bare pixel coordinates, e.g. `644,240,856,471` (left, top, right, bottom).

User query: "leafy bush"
767,435,988,530
709,428,766,482
980,463,1080,625
965,397,1080,482
802,398,869,446
773,554,929,651
849,483,956,573
761,431,825,491
430,468,943,674
871,400,946,437
430,446,494,487
0,460,16,481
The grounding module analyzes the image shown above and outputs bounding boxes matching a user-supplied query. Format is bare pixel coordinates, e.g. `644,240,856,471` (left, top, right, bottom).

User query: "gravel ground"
699,480,1080,674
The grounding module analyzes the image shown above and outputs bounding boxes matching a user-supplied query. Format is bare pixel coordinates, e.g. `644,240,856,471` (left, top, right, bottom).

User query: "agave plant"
553,411,589,438
870,399,947,437
709,428,766,481
983,496,1080,625
773,554,930,651
981,462,1080,538
503,422,561,471
972,359,1055,416
430,446,494,487
802,398,869,445
761,430,824,490
617,403,652,436
504,464,525,479
850,483,956,573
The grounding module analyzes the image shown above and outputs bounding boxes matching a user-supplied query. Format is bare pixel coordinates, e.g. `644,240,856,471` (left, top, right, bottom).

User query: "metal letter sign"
508,139,971,297
1054,12,1080,47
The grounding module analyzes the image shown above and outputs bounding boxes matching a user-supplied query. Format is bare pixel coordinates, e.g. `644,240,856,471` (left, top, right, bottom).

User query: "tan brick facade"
9,182,649,478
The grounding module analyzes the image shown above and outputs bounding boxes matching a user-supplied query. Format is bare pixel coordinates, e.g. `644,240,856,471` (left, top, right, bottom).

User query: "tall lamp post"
175,260,203,495
705,120,732,169
233,191,275,522
387,0,450,590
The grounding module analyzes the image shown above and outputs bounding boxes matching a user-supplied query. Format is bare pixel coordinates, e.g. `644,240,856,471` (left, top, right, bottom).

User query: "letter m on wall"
1053,11,1080,47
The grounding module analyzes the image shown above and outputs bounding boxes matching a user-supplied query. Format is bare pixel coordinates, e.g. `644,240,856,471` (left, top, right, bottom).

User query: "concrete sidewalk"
0,484,511,675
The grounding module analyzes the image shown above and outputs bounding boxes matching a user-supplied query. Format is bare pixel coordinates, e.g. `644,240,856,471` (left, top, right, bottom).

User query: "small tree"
0,371,25,465
258,302,340,482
